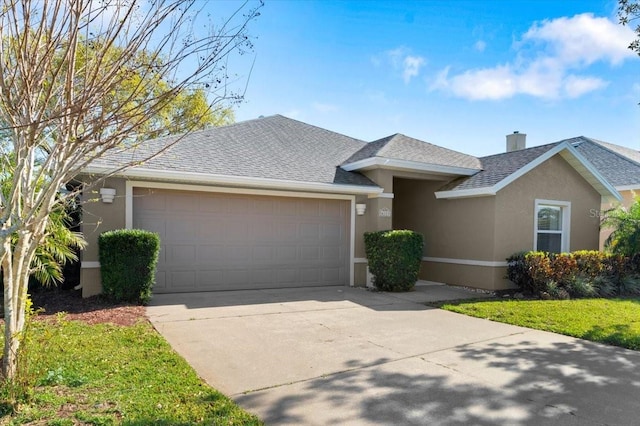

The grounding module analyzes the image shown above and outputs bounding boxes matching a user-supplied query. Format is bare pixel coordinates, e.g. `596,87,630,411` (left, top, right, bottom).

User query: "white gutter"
82,165,384,195
341,157,479,176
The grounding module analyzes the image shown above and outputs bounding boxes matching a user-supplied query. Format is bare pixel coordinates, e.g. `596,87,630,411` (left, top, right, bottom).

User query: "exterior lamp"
100,188,116,203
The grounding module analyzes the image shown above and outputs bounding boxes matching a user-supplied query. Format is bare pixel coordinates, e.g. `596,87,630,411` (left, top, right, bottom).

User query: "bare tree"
0,0,261,380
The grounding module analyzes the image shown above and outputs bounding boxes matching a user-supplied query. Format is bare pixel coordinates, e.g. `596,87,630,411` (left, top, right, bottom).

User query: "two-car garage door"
132,188,350,293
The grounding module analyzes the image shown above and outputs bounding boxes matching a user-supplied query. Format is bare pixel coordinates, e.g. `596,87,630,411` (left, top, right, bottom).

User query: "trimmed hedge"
364,230,424,292
98,229,160,304
506,250,640,299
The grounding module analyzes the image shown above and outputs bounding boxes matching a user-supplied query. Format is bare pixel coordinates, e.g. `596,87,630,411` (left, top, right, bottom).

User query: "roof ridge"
479,140,559,160
271,114,368,145
395,133,482,160
581,136,640,168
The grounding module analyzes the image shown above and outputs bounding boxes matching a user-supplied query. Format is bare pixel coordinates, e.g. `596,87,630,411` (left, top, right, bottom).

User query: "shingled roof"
572,137,640,188
343,133,482,172
90,114,378,188
439,143,558,192
88,114,638,197
437,136,639,197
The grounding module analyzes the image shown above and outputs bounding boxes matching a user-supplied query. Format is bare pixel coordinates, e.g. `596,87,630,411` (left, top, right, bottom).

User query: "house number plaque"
379,207,391,217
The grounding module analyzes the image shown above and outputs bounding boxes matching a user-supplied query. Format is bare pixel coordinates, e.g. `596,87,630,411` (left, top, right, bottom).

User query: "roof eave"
341,157,479,177
614,185,640,192
434,188,496,199
82,165,384,196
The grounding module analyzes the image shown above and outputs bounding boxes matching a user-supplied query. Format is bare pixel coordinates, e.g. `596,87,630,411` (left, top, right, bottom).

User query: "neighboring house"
78,115,635,296
567,137,640,248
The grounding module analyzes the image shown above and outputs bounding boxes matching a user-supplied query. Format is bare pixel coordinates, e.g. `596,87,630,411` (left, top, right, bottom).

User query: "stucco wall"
494,154,601,260
79,176,127,296
422,262,509,291
393,178,497,261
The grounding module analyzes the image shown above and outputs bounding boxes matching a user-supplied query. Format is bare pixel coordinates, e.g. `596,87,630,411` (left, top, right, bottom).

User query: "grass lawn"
434,297,640,351
1,316,263,425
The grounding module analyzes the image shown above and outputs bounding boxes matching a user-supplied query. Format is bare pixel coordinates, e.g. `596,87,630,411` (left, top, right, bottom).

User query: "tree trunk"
2,236,33,380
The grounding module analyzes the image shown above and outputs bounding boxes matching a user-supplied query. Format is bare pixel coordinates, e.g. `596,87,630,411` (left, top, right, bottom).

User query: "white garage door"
132,188,350,293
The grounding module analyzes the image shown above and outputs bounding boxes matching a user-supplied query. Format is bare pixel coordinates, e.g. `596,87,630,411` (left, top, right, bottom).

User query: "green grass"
435,297,640,351
1,316,263,425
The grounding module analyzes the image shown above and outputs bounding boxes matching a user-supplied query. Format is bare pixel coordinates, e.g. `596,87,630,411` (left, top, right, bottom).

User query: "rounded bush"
364,230,424,292
98,229,160,304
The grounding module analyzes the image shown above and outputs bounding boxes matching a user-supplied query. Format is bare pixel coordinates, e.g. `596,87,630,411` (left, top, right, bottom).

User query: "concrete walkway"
147,283,640,425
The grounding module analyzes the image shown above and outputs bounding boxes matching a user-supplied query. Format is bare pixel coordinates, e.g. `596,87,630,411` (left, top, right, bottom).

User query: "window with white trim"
534,200,571,253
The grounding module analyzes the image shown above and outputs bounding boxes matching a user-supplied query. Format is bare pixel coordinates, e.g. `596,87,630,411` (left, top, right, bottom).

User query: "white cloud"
402,55,425,83
380,47,426,84
522,13,634,66
474,40,487,52
563,75,608,98
432,13,636,101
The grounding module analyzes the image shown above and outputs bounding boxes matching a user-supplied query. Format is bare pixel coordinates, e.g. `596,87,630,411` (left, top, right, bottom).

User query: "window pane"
537,233,562,253
537,206,562,231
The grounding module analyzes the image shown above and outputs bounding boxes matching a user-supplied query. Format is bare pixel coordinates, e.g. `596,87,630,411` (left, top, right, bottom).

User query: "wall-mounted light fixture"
100,187,116,203
355,203,367,216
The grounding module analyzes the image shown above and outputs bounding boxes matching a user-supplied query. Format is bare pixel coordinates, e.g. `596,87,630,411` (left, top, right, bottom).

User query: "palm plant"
602,196,640,257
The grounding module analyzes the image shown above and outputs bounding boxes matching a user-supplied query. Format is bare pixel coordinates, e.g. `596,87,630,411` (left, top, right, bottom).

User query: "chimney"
506,131,526,152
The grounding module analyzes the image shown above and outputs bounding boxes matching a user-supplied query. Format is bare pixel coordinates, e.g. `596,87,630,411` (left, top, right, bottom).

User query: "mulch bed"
30,290,147,327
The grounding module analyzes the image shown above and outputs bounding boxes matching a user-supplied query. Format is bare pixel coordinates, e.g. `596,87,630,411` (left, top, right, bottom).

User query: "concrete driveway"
146,283,640,425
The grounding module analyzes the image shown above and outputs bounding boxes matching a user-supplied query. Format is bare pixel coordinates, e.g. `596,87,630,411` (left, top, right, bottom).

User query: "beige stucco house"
78,115,636,297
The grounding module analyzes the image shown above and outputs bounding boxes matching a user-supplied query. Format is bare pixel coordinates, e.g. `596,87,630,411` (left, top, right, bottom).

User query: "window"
534,200,570,253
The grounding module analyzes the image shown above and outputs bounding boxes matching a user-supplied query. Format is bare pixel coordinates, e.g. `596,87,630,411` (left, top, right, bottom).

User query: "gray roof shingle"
573,137,640,187
439,136,640,192
439,143,558,191
93,114,378,187
344,133,482,171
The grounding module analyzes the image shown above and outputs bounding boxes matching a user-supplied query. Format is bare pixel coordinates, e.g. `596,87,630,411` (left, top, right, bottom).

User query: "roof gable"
342,133,482,176
435,141,621,201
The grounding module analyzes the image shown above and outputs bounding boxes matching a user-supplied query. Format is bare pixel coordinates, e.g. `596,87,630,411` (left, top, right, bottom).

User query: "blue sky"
224,0,639,157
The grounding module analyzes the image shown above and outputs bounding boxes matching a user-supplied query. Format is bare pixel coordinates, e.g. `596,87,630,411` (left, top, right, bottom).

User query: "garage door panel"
301,268,321,283
134,216,166,236
300,246,320,260
165,219,197,241
228,197,251,214
252,246,274,262
171,270,196,288
133,188,350,293
224,221,250,242
198,196,225,213
198,245,225,264
252,198,275,215
166,244,197,265
323,268,341,282
166,193,198,211
322,223,343,242
276,269,298,284
154,271,167,291
276,246,297,262
250,269,277,285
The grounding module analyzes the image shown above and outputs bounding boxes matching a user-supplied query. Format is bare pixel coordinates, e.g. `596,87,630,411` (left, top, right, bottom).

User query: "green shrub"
98,229,160,304
506,250,639,299
364,230,423,292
